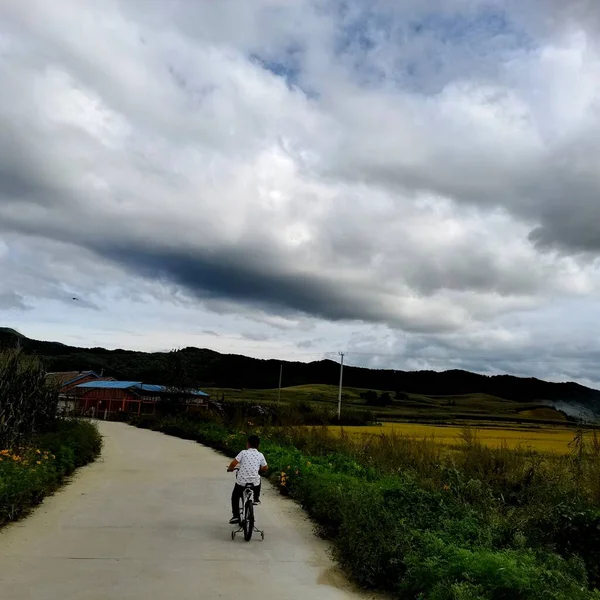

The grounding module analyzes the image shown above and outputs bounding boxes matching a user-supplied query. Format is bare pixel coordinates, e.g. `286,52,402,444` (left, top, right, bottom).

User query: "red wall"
79,389,136,413
78,389,207,415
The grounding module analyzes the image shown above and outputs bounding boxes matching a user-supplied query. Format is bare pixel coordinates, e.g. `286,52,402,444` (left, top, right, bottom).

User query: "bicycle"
229,469,265,542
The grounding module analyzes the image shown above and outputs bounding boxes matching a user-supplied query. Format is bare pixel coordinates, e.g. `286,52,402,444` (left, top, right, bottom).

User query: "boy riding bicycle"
227,434,268,524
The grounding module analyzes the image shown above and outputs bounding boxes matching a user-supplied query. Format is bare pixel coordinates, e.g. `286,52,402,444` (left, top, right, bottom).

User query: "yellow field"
327,422,591,454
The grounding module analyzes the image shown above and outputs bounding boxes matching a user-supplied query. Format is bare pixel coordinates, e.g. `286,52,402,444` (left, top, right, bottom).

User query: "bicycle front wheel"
238,496,245,524
243,500,254,541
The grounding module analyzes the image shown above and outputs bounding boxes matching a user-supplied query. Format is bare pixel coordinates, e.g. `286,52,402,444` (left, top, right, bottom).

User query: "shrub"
0,419,101,527
37,419,103,474
360,390,393,407
402,536,592,600
531,501,600,589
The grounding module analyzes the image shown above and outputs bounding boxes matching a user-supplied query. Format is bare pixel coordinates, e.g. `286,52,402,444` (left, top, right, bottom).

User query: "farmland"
203,383,596,454
205,383,575,425
326,422,590,453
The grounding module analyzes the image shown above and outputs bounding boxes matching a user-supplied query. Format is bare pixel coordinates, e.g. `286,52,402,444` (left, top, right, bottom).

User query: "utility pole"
277,363,283,405
337,352,345,420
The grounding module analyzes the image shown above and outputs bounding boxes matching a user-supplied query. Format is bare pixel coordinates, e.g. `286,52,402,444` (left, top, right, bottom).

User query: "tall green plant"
0,349,59,448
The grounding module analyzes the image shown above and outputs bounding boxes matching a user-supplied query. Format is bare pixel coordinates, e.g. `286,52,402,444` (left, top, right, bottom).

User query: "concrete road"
0,421,376,600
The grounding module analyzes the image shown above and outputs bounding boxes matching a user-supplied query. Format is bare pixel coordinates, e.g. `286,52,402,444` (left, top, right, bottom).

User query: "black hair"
248,434,260,449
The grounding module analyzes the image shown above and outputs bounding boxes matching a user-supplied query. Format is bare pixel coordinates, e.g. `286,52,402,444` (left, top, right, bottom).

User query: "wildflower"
51,454,56,460
36,461,42,465
36,449,41,455
443,484,450,492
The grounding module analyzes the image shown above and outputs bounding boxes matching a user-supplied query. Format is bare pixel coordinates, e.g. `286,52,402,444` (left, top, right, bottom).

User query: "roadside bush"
37,419,103,474
531,501,600,589
402,537,592,600
0,419,101,527
285,471,596,598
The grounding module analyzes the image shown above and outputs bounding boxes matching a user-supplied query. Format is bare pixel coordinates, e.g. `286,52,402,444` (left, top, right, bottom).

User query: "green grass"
205,383,368,404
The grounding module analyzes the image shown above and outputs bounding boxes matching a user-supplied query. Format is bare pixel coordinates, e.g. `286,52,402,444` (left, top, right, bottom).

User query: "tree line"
1,327,599,406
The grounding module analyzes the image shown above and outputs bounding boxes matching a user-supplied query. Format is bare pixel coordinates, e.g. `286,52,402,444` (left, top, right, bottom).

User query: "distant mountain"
2,327,600,411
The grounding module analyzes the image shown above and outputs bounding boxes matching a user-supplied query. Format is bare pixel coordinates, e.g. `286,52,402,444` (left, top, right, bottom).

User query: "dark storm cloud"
99,242,454,332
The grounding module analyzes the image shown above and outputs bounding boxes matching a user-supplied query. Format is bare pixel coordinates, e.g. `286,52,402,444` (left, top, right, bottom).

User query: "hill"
1,327,600,411
0,327,25,338
203,384,574,425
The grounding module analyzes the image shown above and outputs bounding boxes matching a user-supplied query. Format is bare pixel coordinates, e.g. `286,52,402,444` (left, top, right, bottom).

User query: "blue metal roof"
78,381,140,389
76,380,208,396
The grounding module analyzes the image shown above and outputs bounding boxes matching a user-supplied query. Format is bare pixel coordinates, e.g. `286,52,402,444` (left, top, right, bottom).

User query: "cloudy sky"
1,0,600,386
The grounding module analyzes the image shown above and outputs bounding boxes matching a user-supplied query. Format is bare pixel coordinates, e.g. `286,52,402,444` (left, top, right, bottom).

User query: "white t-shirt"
235,448,267,486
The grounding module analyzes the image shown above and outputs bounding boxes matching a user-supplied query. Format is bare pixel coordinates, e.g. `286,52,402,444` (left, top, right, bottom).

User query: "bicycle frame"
230,474,264,542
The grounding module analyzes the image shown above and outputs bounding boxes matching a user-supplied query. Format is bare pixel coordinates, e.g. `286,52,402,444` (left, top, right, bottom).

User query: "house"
46,371,115,414
46,370,102,392
74,380,210,418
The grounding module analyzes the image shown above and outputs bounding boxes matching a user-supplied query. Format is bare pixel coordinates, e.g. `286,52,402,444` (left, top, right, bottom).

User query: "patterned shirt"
235,448,267,486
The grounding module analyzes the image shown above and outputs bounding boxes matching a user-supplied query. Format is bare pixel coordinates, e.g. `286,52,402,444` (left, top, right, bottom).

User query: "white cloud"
1,0,600,385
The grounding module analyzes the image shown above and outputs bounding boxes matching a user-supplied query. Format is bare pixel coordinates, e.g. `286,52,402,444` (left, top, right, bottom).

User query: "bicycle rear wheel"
243,499,254,541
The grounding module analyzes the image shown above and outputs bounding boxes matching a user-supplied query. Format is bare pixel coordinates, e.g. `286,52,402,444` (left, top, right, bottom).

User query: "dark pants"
231,482,261,516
